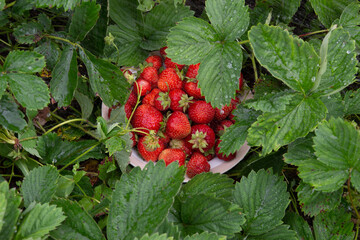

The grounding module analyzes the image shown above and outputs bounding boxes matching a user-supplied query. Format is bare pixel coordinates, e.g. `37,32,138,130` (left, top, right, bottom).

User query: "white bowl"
102,88,253,182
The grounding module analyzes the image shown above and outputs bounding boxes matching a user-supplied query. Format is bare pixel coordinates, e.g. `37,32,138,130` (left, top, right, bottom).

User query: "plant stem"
19,136,38,142
298,29,328,38
0,38,11,47
355,222,359,240
1,174,23,178
4,1,16,9
348,170,360,220
44,118,89,135
238,40,250,45
250,53,259,84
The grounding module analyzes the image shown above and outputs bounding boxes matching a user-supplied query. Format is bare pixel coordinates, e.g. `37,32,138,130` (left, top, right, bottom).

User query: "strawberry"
131,104,163,135
170,138,192,156
140,66,159,88
169,89,193,112
158,131,170,146
188,100,215,124
214,119,233,137
160,46,168,57
158,148,186,166
184,80,204,100
138,133,165,161
129,132,137,147
164,57,185,70
145,55,162,70
231,97,240,110
126,90,138,107
166,111,191,139
215,139,236,161
186,152,210,178
142,88,161,106
185,63,200,79
135,78,152,96
214,104,233,121
124,102,133,120
236,73,244,93
187,124,215,153
154,91,171,111
158,68,182,92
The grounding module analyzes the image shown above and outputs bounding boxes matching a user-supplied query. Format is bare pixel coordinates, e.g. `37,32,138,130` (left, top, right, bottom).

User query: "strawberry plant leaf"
320,93,345,119
3,50,46,74
175,194,244,237
313,208,354,240
247,95,326,155
0,0,4,10
50,199,106,240
18,123,41,158
246,225,297,240
54,175,74,198
0,193,6,230
312,27,357,96
219,106,260,155
14,202,66,240
113,134,132,174
107,161,184,240
344,89,360,115
249,24,319,95
284,212,314,240
309,0,357,28
0,94,27,132
135,233,172,240
79,48,131,107
0,182,22,240
184,232,225,240
109,0,141,35
297,118,360,192
296,181,342,217
74,78,94,119
205,0,249,41
50,44,78,107
141,2,193,50
284,133,316,166
234,169,290,236
34,40,61,70
21,165,59,207
68,1,101,42
105,135,127,156
12,22,43,44
338,2,360,47
6,73,50,110
155,218,181,240
0,74,6,99
34,0,81,9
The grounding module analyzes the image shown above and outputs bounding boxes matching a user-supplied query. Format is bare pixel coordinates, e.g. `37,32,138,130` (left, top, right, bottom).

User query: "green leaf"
113,133,133,173
247,95,326,155
252,0,301,24
205,0,249,41
0,182,22,240
296,181,342,217
0,73,6,99
176,194,244,237
313,208,354,240
109,0,141,36
4,50,46,73
14,202,66,240
166,17,218,65
50,44,78,107
55,175,74,198
0,193,6,230
21,165,59,207
0,94,27,132
339,2,360,47
310,0,357,28
6,73,50,110
284,212,314,240
137,0,155,12
69,1,101,42
284,133,315,166
301,118,360,192
0,0,4,10
155,218,181,240
105,135,126,156
50,199,106,240
344,89,360,115
13,22,43,44
313,27,357,96
219,106,260,155
141,2,193,50
198,42,243,108
18,123,41,158
75,90,93,119
234,169,290,235
249,24,319,95
135,233,172,240
34,40,61,70
246,224,298,240
184,232,225,240
38,13,52,31
35,0,81,9
107,161,184,240
79,48,131,107
321,93,345,119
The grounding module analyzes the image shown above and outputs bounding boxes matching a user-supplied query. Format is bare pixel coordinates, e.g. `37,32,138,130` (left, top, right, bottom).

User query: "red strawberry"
231,97,240,110
138,133,165,161
166,111,191,139
154,91,171,111
140,66,159,88
135,78,152,96
236,73,244,93
158,131,170,146
188,101,215,124
187,124,215,153
131,104,163,135
124,102,133,120
145,55,162,70
214,120,233,137
158,68,182,92
228,113,235,123
158,148,186,166
215,139,236,161
214,104,233,121
185,63,200,79
186,152,210,178
169,89,193,112
160,46,168,57
127,90,138,107
170,138,192,156
129,132,137,147
164,57,185,70
184,80,204,100
142,88,161,106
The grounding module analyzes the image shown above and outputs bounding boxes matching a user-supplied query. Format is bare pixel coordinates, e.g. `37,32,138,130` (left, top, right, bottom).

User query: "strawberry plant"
0,0,360,239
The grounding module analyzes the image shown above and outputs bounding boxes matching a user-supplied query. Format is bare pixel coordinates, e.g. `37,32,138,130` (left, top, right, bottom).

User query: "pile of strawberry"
119,47,243,178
